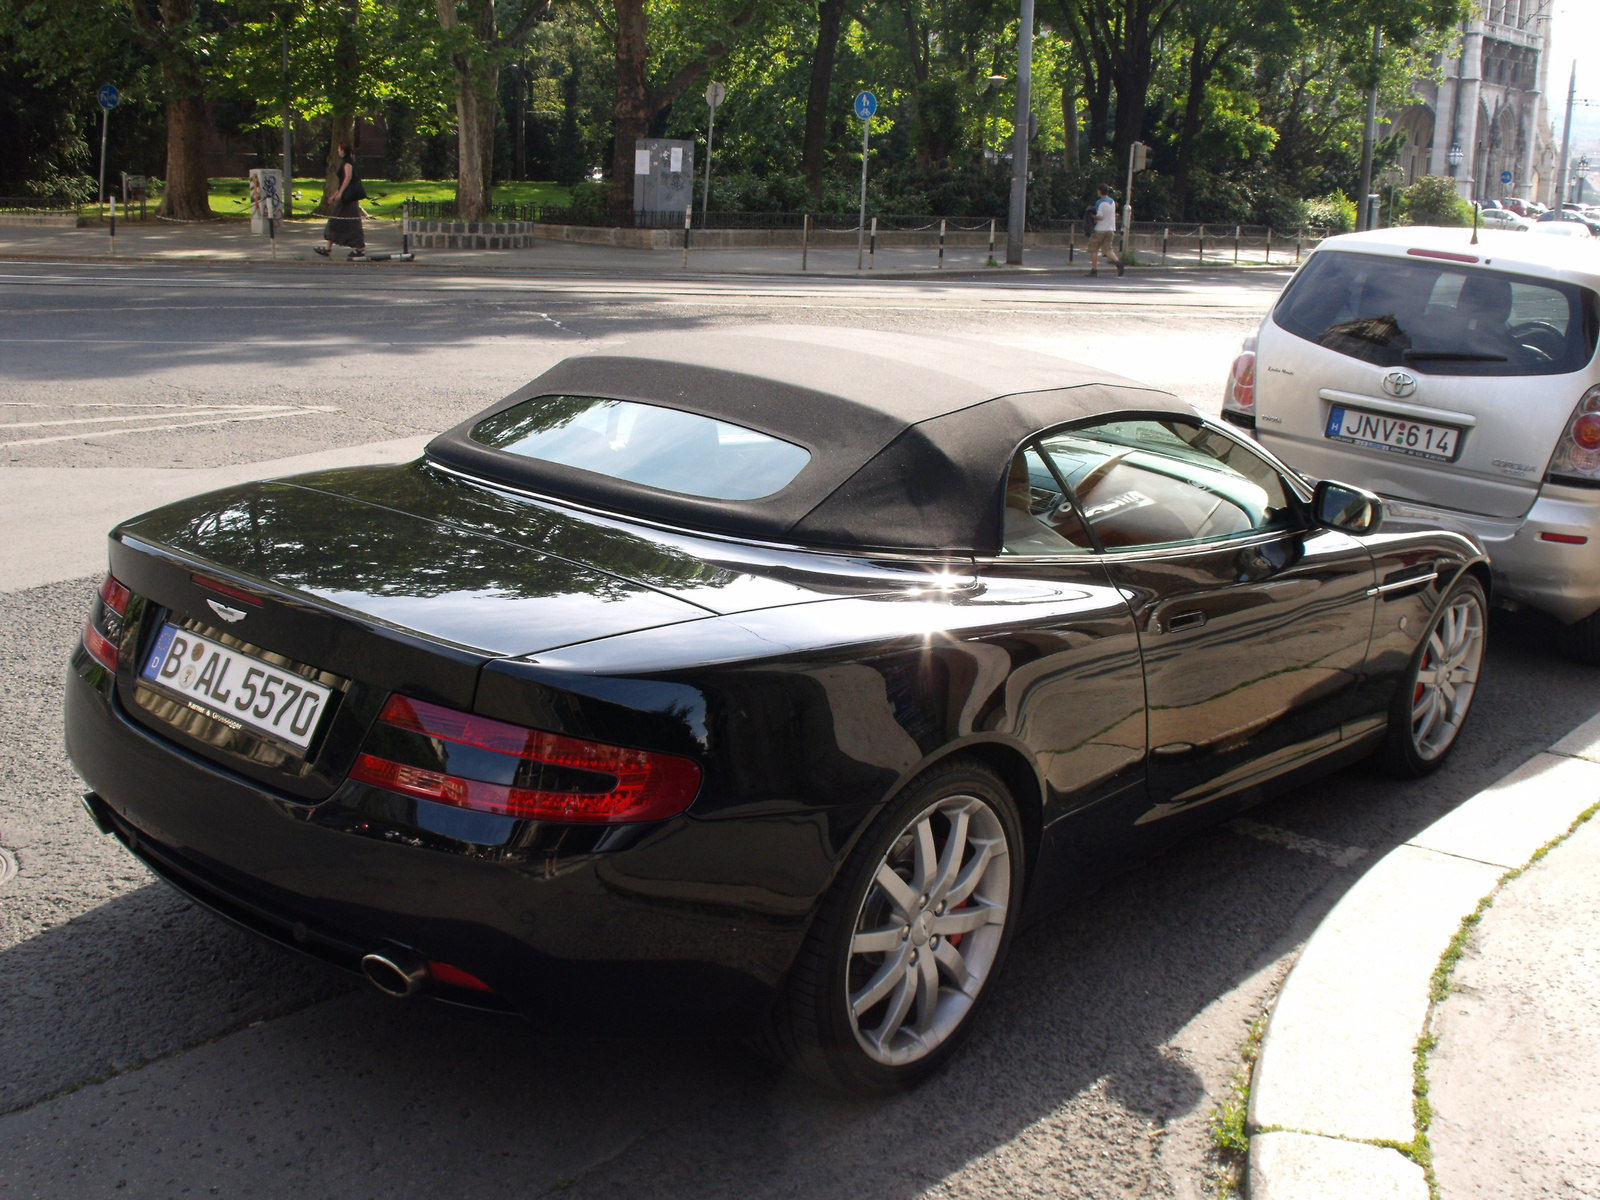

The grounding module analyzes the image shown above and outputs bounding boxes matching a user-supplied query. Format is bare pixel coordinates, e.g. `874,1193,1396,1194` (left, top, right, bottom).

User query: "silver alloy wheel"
845,793,1011,1066
1411,590,1485,762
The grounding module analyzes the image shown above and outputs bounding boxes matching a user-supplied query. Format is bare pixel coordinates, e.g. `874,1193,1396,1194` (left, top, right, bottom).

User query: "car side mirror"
1312,480,1384,535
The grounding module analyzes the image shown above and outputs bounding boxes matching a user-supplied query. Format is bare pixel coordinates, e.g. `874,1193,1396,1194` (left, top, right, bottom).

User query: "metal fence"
402,198,1331,243
0,196,79,214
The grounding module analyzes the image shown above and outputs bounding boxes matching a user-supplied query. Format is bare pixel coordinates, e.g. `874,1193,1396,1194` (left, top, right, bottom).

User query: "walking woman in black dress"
315,142,366,260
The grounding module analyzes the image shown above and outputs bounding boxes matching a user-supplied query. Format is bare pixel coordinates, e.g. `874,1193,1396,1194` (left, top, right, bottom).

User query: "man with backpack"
1084,184,1124,277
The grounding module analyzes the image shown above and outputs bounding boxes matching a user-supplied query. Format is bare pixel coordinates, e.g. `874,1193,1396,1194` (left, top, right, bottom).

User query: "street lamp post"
702,81,726,223
1005,0,1034,265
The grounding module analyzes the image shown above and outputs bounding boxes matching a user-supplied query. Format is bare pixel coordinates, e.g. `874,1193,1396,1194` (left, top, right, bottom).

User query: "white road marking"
1227,818,1368,868
0,405,339,448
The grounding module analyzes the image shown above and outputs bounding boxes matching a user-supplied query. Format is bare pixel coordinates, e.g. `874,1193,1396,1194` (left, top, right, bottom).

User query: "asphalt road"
1,260,1595,1200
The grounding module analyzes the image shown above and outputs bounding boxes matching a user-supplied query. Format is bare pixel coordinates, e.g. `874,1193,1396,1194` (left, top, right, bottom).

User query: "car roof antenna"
1471,202,1480,245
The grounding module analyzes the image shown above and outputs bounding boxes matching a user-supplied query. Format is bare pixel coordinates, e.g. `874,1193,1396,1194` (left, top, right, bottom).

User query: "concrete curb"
1245,710,1600,1199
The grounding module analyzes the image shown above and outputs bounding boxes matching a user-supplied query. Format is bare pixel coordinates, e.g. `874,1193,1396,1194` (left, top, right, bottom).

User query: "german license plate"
1325,406,1462,462
140,624,333,752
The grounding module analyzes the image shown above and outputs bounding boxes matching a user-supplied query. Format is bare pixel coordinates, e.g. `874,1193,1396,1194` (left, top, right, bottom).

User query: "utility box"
249,168,284,234
633,138,695,222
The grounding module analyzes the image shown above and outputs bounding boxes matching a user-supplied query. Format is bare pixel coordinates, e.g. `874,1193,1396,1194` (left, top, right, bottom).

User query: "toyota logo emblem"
1382,370,1418,398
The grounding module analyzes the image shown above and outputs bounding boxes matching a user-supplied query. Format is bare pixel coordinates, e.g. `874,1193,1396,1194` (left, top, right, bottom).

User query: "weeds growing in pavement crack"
1206,1008,1269,1198
1412,797,1600,1199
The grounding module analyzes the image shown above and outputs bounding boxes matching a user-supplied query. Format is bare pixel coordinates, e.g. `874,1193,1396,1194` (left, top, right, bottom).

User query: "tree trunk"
1110,56,1154,167
1087,73,1111,151
1173,35,1216,220
438,0,499,221
159,89,212,219
321,114,354,213
141,0,210,220
513,60,528,181
321,0,361,213
1063,75,1079,167
609,0,651,214
802,0,845,201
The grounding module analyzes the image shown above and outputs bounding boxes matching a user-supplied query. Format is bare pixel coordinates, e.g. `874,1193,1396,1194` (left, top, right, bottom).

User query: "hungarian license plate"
1325,406,1462,462
140,623,333,752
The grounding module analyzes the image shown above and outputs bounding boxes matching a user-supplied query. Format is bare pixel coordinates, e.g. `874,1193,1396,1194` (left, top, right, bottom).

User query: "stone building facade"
1391,5,1557,204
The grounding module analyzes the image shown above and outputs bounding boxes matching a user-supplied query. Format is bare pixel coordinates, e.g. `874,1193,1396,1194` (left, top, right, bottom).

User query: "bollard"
1296,226,1303,262
270,211,277,260
988,218,995,260
1234,224,1241,264
1069,223,1075,264
802,213,810,271
1198,225,1205,265
683,204,691,269
870,216,877,269
402,200,411,258
1162,227,1169,265
1265,227,1272,265
938,218,945,268
108,195,116,256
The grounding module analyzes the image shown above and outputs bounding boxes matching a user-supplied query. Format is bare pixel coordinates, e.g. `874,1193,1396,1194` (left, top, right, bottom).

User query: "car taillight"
1228,349,1256,410
1548,385,1600,484
350,695,701,823
82,573,131,671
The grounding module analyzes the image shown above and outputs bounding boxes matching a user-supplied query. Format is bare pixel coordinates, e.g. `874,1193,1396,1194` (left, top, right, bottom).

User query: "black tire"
1377,574,1488,778
1557,609,1600,666
759,757,1025,1093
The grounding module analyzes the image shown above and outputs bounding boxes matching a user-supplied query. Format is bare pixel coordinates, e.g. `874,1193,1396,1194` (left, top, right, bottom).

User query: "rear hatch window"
470,395,811,501
1273,250,1600,377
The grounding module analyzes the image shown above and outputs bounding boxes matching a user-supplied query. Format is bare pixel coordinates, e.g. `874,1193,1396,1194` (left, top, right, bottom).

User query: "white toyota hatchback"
1223,227,1600,660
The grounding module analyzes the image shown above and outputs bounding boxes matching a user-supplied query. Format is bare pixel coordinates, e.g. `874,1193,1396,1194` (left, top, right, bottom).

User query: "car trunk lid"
108,479,710,799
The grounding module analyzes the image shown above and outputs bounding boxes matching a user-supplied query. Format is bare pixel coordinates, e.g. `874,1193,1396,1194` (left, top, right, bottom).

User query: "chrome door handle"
1163,610,1207,633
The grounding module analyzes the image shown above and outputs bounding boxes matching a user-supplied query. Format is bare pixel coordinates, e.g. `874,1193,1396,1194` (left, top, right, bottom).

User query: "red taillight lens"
1572,413,1600,451
1228,350,1256,409
99,574,130,616
1549,386,1600,482
82,573,131,671
351,695,701,823
82,621,120,671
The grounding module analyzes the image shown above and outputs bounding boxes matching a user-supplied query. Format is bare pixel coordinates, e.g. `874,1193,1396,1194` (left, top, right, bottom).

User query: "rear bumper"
65,662,853,1033
1381,484,1600,624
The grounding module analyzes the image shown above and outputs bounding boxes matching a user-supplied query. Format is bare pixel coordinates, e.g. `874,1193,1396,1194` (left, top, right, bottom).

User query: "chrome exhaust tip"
80,792,116,835
361,947,430,997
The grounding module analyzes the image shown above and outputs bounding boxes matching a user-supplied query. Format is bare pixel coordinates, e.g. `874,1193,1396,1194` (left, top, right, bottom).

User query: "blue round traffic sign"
854,91,877,121
97,84,120,110
1500,169,1513,184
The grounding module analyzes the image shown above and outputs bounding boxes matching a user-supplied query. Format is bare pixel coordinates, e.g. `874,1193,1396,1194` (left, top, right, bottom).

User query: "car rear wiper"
1401,350,1509,362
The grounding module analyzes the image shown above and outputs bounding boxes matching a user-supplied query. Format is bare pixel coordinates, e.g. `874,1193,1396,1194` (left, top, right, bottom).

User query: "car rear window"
469,395,811,500
1273,250,1600,376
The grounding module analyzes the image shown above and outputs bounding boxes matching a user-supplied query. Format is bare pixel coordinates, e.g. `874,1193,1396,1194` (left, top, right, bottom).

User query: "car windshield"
1273,250,1600,376
469,395,812,500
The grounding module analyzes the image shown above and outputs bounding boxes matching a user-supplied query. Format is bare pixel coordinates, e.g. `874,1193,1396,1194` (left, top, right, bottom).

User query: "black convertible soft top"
425,327,1182,555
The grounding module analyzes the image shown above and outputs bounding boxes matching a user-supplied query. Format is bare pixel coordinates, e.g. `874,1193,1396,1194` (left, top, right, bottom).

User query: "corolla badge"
207,599,248,624
1382,370,1418,398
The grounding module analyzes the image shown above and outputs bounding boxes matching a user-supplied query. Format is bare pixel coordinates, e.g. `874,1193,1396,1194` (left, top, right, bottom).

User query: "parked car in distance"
1538,209,1600,236
1531,220,1595,239
1478,208,1532,232
1500,197,1532,216
1223,227,1600,661
67,328,1491,1093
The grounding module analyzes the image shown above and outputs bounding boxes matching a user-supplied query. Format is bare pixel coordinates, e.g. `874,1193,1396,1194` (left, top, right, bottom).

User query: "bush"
565,179,608,220
1302,192,1356,233
1400,176,1474,227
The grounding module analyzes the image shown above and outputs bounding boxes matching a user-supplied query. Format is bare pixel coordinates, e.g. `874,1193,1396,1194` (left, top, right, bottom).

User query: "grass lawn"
205,177,570,220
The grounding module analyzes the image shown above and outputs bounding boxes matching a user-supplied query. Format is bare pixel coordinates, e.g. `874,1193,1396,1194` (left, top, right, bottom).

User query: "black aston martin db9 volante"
66,328,1488,1091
